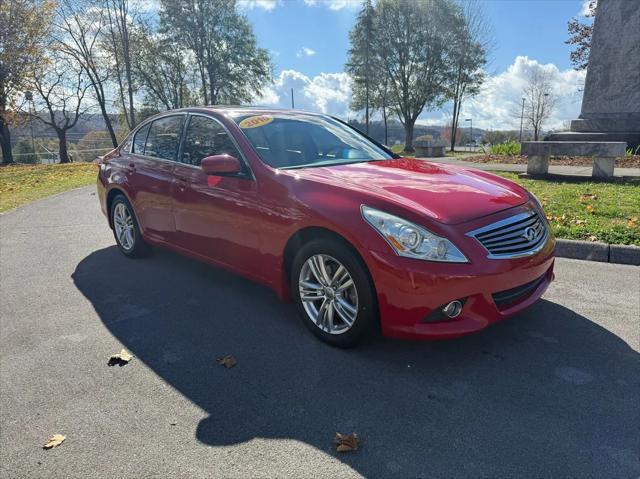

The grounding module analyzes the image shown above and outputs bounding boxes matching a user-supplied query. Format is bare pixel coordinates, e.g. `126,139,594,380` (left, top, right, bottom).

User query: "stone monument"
547,0,640,148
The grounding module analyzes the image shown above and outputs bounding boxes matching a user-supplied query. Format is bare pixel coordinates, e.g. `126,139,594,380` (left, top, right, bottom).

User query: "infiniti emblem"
522,226,538,242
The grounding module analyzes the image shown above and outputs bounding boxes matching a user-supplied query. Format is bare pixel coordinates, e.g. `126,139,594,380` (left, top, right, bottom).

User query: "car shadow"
72,246,640,477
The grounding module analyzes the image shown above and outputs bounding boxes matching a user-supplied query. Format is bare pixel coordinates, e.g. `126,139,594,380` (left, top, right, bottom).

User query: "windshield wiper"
278,158,380,170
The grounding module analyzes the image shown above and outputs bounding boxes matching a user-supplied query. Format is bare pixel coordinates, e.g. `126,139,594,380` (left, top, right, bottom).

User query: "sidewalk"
423,157,640,178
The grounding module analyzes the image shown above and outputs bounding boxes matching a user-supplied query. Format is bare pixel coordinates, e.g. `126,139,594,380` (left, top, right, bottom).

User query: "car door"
128,114,185,243
171,114,264,278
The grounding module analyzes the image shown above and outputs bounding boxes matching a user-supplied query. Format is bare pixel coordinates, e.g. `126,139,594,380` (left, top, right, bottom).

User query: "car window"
132,124,150,154
144,115,185,161
182,115,242,166
120,133,133,153
232,113,392,169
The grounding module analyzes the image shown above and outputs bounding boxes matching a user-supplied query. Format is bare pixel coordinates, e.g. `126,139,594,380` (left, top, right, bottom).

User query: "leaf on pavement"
108,349,134,366
334,432,359,452
216,355,237,369
43,434,66,449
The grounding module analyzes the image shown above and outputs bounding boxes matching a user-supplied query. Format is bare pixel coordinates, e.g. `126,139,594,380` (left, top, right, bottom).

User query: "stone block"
592,157,616,178
526,155,549,175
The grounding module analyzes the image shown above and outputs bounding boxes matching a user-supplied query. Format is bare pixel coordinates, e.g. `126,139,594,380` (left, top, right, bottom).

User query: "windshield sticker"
239,115,273,129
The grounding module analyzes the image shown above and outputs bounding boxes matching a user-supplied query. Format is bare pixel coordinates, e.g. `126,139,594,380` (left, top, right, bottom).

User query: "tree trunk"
0,116,13,164
57,130,70,164
450,100,458,152
403,120,415,153
383,107,388,146
94,85,119,148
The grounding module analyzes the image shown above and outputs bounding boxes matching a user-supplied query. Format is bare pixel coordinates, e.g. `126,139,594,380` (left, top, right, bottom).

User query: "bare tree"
31,54,90,163
54,0,119,147
104,0,136,129
523,70,556,141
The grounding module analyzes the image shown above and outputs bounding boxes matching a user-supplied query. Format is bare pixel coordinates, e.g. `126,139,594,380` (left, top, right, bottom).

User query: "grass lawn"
496,172,640,246
0,163,97,213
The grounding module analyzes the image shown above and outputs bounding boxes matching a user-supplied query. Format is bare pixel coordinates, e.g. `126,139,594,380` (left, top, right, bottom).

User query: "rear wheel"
111,195,150,258
291,238,377,347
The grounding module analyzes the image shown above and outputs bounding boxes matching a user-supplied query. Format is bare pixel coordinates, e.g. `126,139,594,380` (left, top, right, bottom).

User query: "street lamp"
519,97,525,143
465,118,473,151
25,91,37,163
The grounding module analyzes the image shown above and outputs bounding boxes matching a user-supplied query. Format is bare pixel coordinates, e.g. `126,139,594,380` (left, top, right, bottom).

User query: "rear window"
144,116,185,161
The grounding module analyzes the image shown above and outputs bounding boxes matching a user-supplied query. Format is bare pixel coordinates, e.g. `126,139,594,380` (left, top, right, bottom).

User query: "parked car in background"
97,107,555,347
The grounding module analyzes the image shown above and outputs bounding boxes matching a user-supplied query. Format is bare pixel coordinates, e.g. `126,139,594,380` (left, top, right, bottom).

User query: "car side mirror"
200,155,242,175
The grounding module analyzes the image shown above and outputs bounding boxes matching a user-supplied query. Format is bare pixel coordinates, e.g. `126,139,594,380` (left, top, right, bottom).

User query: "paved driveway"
1,186,638,478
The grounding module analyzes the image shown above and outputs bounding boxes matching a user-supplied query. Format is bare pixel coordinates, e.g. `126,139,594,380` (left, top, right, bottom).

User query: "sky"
238,0,591,131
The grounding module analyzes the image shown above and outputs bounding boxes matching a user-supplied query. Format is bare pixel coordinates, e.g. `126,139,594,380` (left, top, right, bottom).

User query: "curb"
556,239,640,265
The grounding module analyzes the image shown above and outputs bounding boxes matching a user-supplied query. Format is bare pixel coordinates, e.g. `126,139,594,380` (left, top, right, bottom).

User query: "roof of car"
187,105,327,117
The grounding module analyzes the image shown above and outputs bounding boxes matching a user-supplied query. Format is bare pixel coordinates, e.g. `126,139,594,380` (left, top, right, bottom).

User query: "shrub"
490,140,521,156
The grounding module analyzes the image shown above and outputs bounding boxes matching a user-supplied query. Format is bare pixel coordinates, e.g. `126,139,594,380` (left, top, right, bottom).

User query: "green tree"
12,139,38,163
566,0,596,71
133,28,200,110
159,0,271,105
0,0,55,164
346,0,375,134
373,0,461,152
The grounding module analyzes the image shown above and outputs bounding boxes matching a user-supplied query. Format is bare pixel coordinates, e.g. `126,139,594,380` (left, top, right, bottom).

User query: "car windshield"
232,113,393,169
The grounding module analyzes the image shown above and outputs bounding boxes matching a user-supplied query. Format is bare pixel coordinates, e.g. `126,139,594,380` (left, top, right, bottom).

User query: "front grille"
492,273,546,309
468,210,548,259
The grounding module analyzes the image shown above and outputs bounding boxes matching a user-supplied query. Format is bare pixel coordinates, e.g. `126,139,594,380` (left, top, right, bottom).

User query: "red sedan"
97,107,555,347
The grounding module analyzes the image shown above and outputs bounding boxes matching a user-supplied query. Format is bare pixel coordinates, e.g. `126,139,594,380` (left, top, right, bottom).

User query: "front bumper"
365,207,556,340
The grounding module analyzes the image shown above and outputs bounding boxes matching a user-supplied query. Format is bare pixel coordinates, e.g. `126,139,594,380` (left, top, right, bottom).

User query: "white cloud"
418,56,586,131
580,0,595,16
254,69,352,117
303,0,360,10
237,0,279,11
296,47,316,58
255,56,585,130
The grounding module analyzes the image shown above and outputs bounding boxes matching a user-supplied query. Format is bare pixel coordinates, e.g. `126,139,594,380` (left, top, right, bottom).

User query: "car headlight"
361,206,468,263
529,192,546,216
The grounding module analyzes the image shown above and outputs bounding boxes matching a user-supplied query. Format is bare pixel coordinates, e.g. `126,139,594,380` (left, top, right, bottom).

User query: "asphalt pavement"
1,186,639,478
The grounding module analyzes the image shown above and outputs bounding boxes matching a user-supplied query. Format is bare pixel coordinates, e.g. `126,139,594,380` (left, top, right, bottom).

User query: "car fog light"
442,300,463,318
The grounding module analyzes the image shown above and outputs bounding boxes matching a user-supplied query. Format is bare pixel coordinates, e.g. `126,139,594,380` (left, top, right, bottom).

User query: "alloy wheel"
113,202,135,251
298,254,359,335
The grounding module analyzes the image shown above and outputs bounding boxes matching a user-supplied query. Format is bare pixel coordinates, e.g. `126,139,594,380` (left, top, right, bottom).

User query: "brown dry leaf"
43,434,66,449
588,235,598,242
580,193,598,201
334,432,360,452
628,217,638,228
574,219,587,225
586,205,594,214
108,349,133,366
216,355,237,368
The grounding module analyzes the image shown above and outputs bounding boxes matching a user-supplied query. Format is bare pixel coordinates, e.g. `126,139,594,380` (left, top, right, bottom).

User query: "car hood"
291,158,530,225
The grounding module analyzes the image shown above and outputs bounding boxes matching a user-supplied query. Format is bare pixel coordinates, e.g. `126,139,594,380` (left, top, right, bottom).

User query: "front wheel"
291,239,377,347
111,195,150,258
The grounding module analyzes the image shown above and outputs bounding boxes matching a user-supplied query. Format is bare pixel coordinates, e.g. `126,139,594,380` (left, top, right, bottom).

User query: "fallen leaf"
628,217,638,228
334,432,360,452
43,434,66,449
580,193,598,201
586,204,594,214
108,349,133,366
588,235,598,242
216,355,237,368
574,219,586,225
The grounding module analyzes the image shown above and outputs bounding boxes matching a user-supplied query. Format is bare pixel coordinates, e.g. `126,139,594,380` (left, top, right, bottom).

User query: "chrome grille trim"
467,210,549,259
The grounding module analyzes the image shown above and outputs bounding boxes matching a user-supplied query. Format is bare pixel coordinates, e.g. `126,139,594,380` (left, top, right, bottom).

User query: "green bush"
490,140,521,156
624,145,640,157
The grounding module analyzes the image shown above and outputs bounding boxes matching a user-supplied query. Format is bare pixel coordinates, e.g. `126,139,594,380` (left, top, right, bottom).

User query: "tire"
110,194,151,258
291,238,377,347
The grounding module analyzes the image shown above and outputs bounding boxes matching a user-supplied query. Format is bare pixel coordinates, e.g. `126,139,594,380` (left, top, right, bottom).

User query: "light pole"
291,88,295,109
465,118,473,151
25,91,37,163
519,97,525,143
